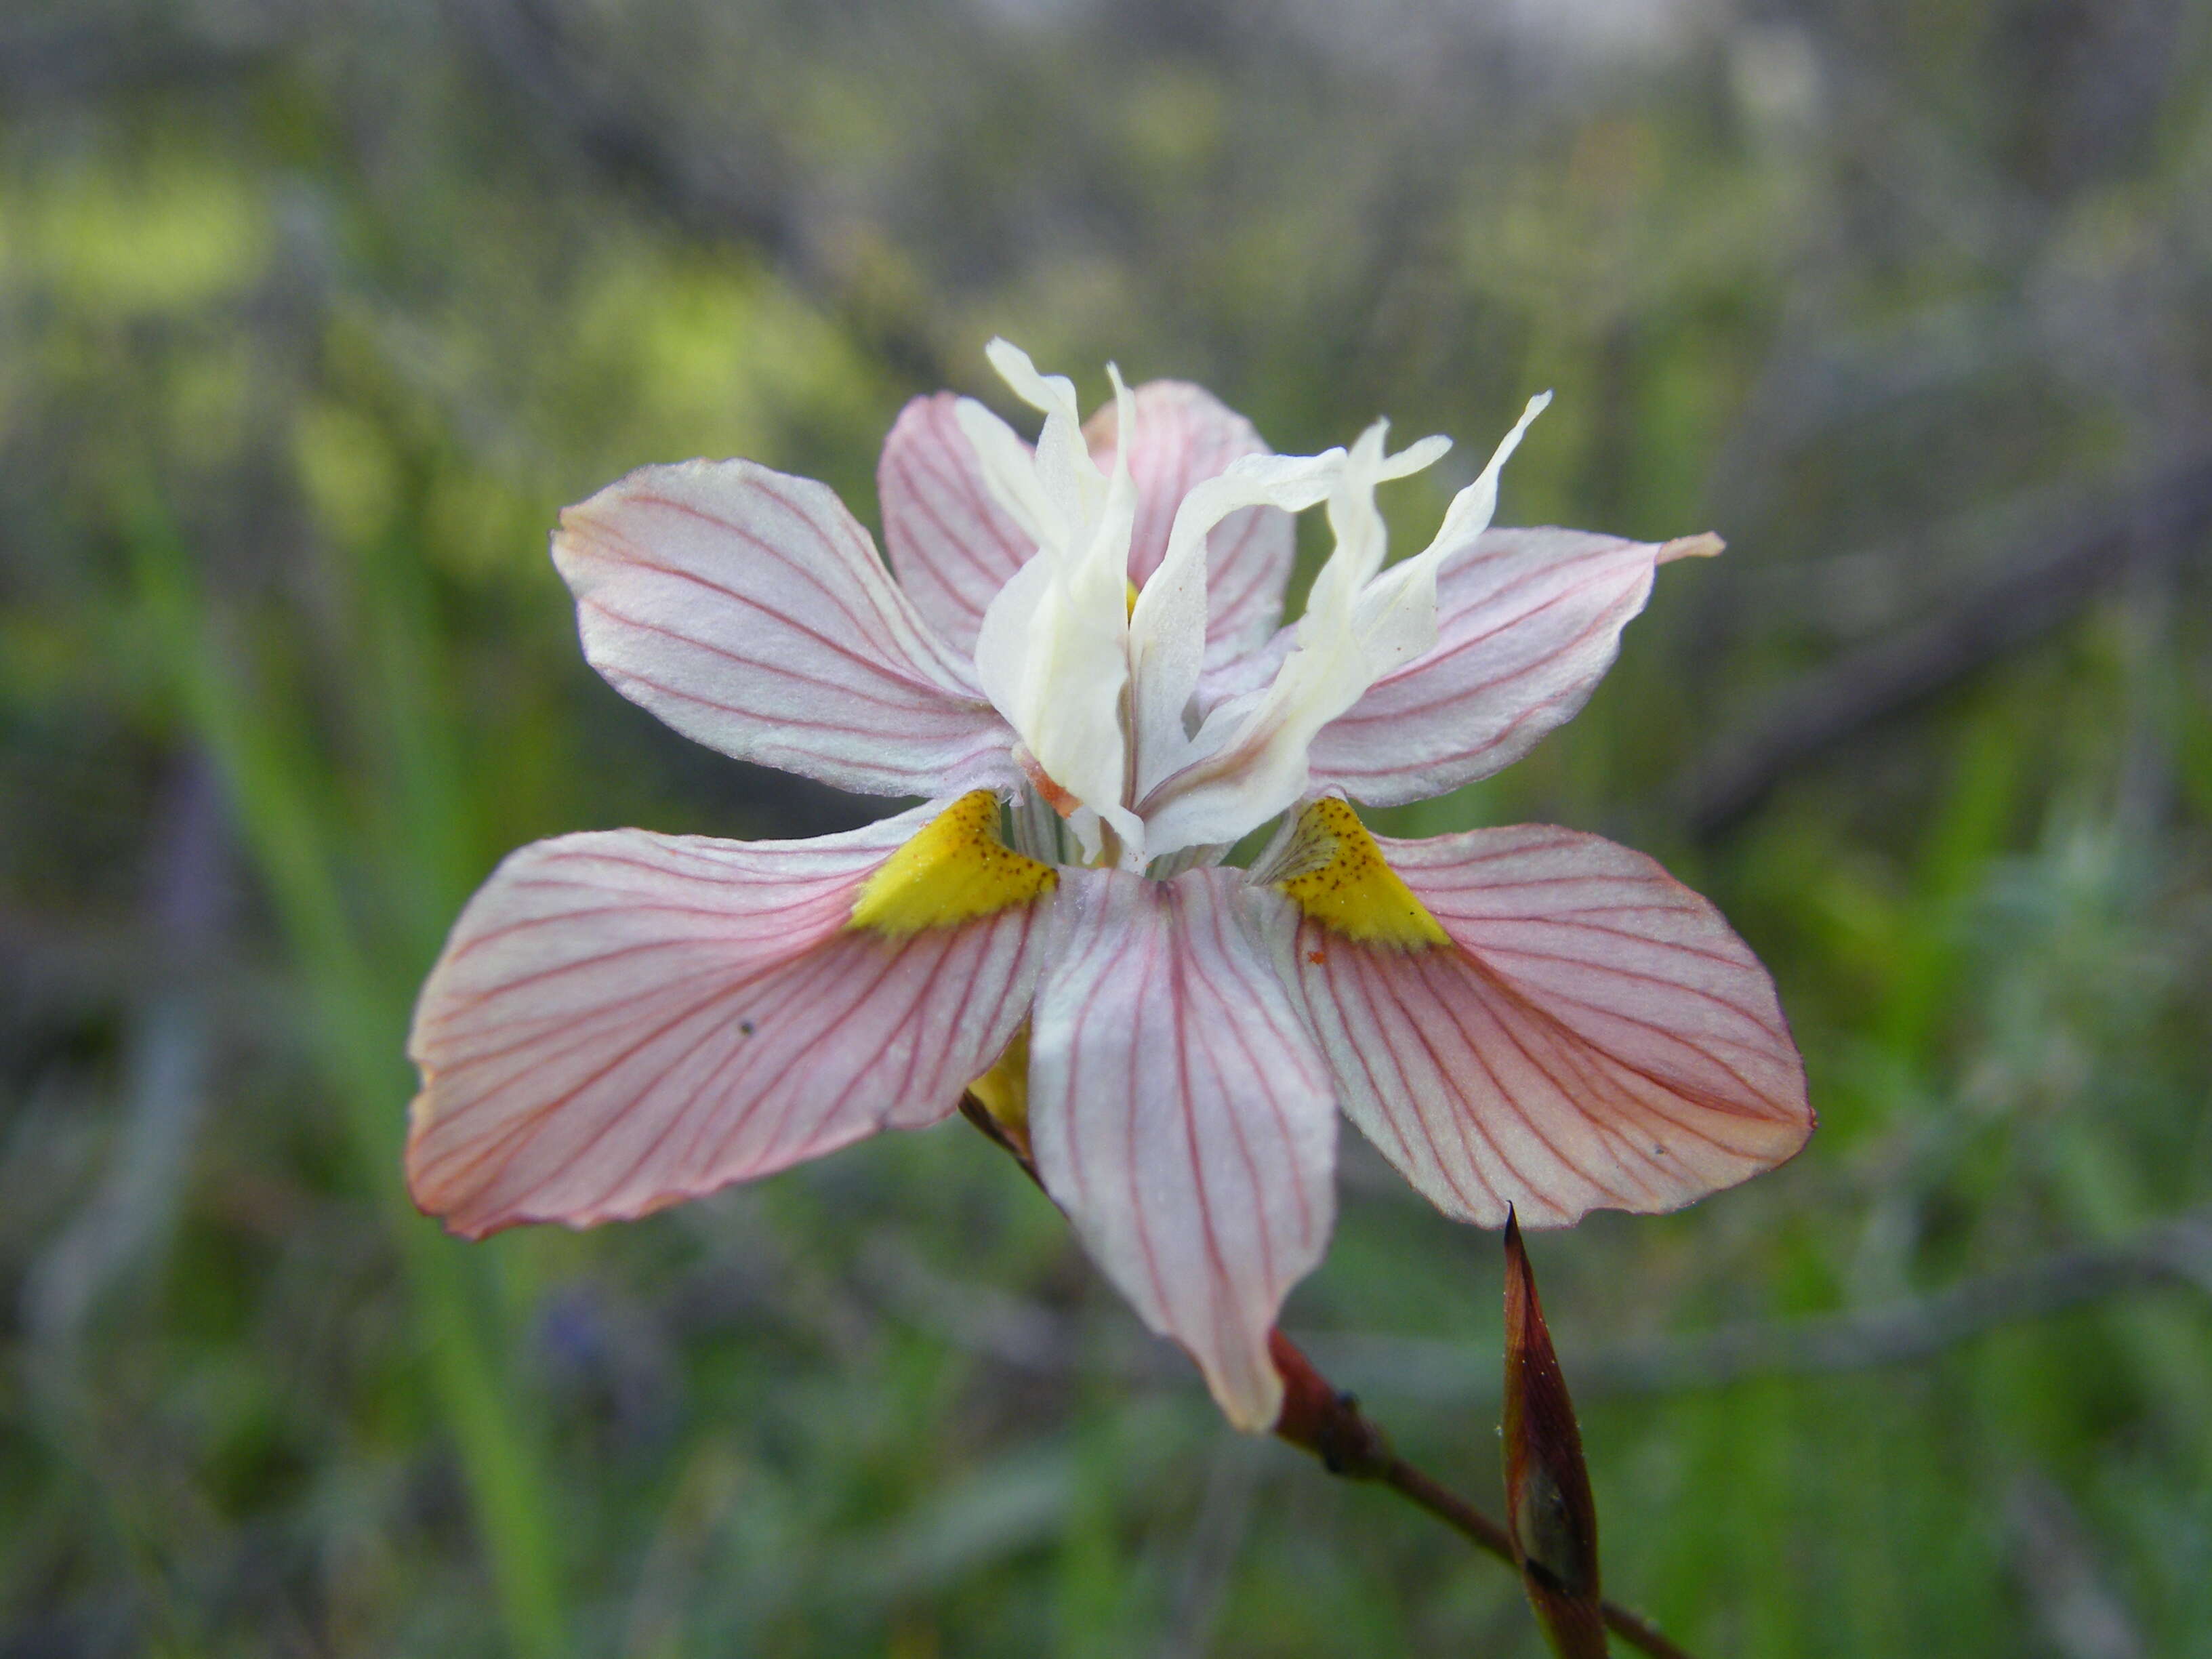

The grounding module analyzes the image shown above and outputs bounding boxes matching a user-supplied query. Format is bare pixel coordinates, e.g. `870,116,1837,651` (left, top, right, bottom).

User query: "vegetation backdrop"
4,0,2211,1654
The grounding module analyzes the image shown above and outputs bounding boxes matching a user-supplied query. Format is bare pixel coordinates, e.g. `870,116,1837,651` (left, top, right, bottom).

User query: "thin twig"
876,1135,2212,1410
1573,1213,2212,1394
956,1105,1700,1652
1677,451,2212,838
1270,1333,1695,1659
1307,1207,2212,1407
2005,1470,2148,1659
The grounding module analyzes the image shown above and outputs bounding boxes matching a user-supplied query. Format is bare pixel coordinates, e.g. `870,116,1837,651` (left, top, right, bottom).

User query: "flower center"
958,340,1550,872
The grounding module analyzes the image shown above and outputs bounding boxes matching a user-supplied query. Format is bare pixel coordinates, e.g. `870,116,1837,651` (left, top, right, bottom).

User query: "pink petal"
407,802,1048,1237
1027,869,1335,1429
1306,528,1677,806
1086,381,1296,667
1281,825,1811,1228
877,392,1038,656
555,459,1019,798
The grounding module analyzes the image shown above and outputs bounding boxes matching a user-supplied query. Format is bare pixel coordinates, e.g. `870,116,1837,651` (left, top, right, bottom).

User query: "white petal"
987,337,1096,528
954,397,1059,549
1423,392,1551,565
1301,422,1452,627
1328,392,1552,693
1028,869,1336,1430
1139,401,1546,854
1125,450,1344,803
959,338,1101,548
972,537,1143,858
554,461,1018,798
1134,432,1441,854
1084,380,1303,665
966,347,1145,857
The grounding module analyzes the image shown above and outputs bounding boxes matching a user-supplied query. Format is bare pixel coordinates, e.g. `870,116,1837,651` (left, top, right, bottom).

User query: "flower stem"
1270,1332,1695,1659
956,1101,1695,1658
1382,1458,1694,1659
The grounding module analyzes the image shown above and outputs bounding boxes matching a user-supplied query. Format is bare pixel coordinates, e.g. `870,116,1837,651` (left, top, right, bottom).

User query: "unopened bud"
1502,1208,1607,1657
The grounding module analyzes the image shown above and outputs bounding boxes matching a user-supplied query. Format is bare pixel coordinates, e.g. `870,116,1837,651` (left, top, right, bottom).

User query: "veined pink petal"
878,392,1038,655
407,802,1047,1238
1086,381,1296,668
555,459,1020,798
1027,869,1335,1429
1277,824,1810,1229
1306,528,1683,806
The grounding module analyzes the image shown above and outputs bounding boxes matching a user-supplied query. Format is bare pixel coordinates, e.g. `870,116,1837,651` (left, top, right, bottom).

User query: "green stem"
133,502,568,1659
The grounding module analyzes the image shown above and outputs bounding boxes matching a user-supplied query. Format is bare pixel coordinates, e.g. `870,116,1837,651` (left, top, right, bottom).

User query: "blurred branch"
860,1201,2212,1408
20,751,228,1357
447,0,950,386
855,1232,1105,1377
1704,300,2038,524
2006,1470,2148,1659
1678,451,2212,838
0,16,289,99
1576,1209,2212,1394
1153,1436,1263,1659
1313,1207,2212,1406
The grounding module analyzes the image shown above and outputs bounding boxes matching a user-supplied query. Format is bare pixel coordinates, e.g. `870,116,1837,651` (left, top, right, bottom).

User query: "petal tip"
1657,531,1725,563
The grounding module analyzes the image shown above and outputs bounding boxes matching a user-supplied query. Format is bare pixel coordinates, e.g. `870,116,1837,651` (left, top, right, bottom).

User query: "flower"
405,342,1813,1430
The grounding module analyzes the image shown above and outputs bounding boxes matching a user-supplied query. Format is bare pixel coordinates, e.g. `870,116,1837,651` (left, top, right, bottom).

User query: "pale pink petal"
555,460,1019,798
407,802,1047,1237
1277,825,1811,1229
1305,528,1682,806
877,392,1038,656
1027,868,1335,1429
1086,381,1297,666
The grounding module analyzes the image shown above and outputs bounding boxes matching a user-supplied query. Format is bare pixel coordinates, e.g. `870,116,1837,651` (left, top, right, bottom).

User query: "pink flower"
406,342,1812,1429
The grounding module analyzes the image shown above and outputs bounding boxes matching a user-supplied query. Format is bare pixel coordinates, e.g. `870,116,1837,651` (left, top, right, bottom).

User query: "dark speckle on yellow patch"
1273,798,1450,949
847,792,1057,938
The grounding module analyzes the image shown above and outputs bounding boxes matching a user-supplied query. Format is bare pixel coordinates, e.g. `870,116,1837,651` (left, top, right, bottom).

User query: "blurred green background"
5,1,2211,1654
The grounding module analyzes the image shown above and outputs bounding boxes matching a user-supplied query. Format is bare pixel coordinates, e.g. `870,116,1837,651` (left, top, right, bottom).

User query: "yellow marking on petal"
1271,798,1450,949
848,791,1057,938
1126,578,1141,617
966,1024,1030,1145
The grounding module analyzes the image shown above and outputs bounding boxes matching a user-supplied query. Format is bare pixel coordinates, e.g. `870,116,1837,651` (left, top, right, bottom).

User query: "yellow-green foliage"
4,5,2211,1656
